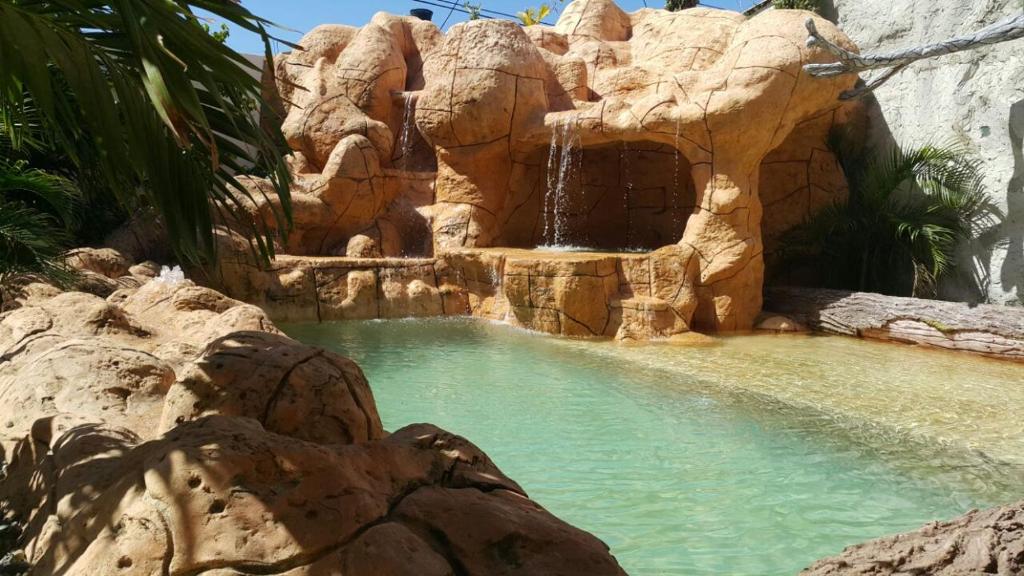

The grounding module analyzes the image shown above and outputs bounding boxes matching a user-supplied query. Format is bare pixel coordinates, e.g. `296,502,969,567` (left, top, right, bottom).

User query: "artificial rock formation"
221,0,861,337
0,271,625,574
802,500,1024,575
764,286,1024,361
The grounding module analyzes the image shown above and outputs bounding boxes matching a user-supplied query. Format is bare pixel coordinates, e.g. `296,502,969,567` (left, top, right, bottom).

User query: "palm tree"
666,0,699,10
0,0,294,265
775,137,1003,298
0,159,80,302
772,0,820,10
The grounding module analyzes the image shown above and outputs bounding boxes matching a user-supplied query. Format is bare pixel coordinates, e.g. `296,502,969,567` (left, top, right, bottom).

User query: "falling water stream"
396,92,416,169
543,119,579,248
621,141,635,249
672,119,684,233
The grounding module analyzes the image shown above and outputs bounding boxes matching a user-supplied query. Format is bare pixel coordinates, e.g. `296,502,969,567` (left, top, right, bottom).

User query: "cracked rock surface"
0,279,624,575
802,502,1024,575
218,0,863,337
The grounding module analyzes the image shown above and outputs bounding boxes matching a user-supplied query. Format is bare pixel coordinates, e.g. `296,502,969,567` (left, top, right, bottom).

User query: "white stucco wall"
824,0,1024,305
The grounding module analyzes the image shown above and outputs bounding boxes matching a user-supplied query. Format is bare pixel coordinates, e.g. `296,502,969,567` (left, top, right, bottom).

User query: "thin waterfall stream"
396,92,416,170
672,119,683,233
621,141,634,249
543,119,579,248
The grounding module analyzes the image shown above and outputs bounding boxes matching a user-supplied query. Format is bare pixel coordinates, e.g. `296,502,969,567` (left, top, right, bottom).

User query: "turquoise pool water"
283,319,1024,575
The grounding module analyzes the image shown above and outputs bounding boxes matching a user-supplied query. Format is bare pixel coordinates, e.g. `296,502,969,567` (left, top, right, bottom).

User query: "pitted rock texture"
0,281,625,575
801,501,1024,575
225,0,861,335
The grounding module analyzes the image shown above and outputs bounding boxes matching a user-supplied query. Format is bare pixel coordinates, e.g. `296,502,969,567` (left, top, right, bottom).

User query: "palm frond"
0,201,77,290
0,159,80,228
778,136,1002,297
0,0,294,265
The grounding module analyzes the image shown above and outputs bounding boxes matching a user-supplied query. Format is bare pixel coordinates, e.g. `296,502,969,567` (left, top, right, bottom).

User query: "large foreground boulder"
0,278,625,575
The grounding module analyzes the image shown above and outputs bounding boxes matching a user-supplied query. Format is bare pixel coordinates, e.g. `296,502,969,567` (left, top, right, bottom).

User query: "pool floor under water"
282,318,1024,575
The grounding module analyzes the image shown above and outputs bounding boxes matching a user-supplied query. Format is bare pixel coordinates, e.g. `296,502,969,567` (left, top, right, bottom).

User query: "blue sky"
220,0,755,54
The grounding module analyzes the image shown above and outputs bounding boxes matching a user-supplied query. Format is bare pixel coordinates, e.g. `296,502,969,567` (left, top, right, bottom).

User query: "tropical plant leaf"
774,135,1002,298
0,159,80,229
0,0,294,265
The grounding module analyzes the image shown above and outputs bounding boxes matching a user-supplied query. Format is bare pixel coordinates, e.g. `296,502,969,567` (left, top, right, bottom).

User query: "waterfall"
487,258,502,290
621,141,634,249
543,118,577,247
672,119,683,233
396,92,416,169
543,122,559,244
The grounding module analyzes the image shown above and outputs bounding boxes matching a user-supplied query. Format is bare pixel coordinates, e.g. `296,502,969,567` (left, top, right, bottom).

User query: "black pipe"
410,8,434,20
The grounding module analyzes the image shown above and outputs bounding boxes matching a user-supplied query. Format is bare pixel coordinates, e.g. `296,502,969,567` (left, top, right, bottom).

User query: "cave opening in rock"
500,139,696,252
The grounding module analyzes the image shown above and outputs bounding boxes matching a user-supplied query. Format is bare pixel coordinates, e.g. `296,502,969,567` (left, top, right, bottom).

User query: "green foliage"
0,159,79,297
202,22,232,44
665,0,699,11
517,0,567,25
465,2,483,20
517,4,551,25
776,136,1003,298
0,0,293,266
1,102,131,248
772,0,821,11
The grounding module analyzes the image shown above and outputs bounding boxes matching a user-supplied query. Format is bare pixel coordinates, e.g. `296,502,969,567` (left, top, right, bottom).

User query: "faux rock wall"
214,245,696,339
824,0,1024,305
228,0,864,336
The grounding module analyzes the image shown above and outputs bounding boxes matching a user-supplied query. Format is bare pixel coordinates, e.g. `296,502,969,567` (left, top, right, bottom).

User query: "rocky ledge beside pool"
802,501,1024,575
764,287,1024,362
1,263,1022,574
0,277,624,575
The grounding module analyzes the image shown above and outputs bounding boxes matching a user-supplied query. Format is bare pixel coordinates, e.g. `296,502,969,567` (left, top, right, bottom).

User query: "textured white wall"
825,0,1024,305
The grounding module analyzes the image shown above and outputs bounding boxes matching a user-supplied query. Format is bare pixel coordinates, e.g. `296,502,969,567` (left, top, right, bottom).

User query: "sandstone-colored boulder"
392,486,625,576
340,522,455,576
24,291,148,339
128,260,161,279
102,213,170,264
71,269,121,298
247,13,445,257
801,501,1024,575
273,24,358,115
755,313,809,333
0,281,62,311
0,339,174,452
65,247,131,278
0,275,625,574
163,331,383,444
119,279,279,366
5,410,624,576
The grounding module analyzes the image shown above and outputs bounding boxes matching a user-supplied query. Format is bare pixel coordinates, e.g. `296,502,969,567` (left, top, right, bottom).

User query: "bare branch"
803,14,1024,100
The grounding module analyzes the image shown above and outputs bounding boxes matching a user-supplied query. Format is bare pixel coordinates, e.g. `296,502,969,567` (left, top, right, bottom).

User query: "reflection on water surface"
284,318,1024,575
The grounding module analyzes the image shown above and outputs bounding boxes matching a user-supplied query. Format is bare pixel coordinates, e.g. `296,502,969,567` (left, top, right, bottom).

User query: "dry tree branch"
803,14,1024,100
